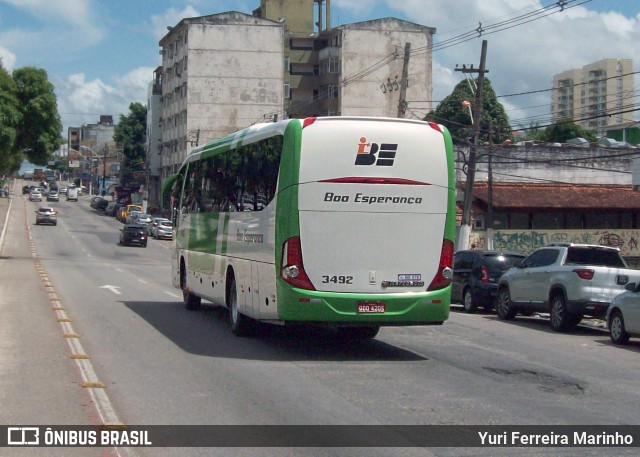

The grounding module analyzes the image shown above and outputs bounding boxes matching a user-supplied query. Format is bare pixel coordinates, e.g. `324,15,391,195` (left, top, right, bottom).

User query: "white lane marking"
165,291,180,298
99,285,122,295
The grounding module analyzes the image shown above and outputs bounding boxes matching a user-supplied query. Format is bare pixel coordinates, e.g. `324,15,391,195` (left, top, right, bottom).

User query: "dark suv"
452,250,525,313
119,224,148,247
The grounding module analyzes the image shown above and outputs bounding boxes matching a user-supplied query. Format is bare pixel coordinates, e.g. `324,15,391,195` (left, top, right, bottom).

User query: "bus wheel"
228,276,252,337
181,263,201,311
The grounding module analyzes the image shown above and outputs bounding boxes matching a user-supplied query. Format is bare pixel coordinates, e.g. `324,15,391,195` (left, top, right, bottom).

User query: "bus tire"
228,275,252,337
181,262,201,311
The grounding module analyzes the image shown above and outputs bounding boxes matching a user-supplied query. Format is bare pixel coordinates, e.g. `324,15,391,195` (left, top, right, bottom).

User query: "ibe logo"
355,137,398,166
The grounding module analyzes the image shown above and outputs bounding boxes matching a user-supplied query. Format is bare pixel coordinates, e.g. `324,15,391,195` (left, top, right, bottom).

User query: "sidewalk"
0,178,14,252
0,178,111,456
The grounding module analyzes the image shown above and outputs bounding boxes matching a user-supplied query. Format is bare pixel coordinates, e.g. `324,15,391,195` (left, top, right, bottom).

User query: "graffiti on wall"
469,229,640,257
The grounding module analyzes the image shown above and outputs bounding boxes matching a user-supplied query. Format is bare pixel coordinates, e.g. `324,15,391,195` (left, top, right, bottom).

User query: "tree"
13,66,63,165
114,102,147,185
545,118,596,143
425,77,511,145
520,122,548,142
0,61,23,175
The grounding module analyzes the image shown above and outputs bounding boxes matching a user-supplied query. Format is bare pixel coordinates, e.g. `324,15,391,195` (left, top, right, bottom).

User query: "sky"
0,0,638,137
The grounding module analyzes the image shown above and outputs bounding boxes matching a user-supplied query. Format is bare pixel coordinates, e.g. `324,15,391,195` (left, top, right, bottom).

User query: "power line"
251,0,596,125
497,70,640,99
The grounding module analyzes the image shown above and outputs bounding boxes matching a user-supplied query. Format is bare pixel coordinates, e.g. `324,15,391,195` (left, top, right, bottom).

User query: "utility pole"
102,144,108,195
456,39,488,251
487,124,494,249
397,42,411,118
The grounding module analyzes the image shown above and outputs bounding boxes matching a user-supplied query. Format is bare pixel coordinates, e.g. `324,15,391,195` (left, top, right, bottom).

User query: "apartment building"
67,116,119,193
154,0,436,182
551,58,634,134
158,12,285,181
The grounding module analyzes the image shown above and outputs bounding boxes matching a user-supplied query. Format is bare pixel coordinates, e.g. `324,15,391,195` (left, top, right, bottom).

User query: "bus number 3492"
321,275,353,284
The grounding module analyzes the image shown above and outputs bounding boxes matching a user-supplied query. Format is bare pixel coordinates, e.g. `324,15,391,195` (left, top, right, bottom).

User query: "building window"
284,57,290,72
320,84,338,99
284,83,290,99
290,64,315,75
290,38,314,50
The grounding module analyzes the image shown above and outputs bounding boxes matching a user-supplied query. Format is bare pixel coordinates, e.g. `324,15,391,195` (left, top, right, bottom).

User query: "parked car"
606,282,640,345
90,196,104,208
35,207,57,225
126,210,142,224
119,204,143,223
29,190,43,202
134,213,153,227
90,196,109,210
452,250,525,313
496,243,640,332
104,202,123,217
151,219,173,239
46,190,59,202
147,217,169,235
119,224,148,247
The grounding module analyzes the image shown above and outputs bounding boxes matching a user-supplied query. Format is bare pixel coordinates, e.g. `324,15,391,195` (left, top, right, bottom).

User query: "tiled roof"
472,183,640,210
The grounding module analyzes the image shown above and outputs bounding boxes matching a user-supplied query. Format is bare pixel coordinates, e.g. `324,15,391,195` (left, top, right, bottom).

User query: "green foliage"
12,67,63,164
520,122,548,142
425,78,511,145
0,62,23,175
545,118,596,143
114,102,147,185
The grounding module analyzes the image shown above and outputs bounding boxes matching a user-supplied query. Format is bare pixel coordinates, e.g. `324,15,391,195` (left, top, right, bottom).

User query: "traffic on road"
1,178,639,456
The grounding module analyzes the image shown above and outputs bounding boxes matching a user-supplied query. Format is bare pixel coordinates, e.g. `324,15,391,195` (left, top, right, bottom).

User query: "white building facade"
552,58,634,134
158,12,285,181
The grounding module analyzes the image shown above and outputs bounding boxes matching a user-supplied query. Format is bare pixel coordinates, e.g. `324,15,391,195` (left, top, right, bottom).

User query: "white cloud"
1,0,106,45
370,0,640,126
150,6,201,40
0,45,16,70
55,67,153,133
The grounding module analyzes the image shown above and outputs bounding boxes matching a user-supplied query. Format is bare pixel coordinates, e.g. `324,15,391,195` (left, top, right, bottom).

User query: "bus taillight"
281,237,316,290
427,239,454,291
302,117,317,128
427,121,443,133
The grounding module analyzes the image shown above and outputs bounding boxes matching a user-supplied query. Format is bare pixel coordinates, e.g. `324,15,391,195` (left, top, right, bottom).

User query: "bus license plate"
357,303,386,313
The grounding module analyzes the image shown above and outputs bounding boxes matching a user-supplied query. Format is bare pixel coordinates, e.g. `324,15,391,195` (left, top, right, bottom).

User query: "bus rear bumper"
276,284,451,325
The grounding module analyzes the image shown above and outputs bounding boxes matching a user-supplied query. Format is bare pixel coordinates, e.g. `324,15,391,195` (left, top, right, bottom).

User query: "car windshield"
160,221,172,227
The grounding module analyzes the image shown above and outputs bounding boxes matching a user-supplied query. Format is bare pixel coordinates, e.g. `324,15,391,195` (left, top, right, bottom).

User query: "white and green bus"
164,116,456,337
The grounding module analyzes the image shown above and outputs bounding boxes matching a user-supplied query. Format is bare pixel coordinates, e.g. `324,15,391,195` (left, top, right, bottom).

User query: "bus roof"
183,116,445,169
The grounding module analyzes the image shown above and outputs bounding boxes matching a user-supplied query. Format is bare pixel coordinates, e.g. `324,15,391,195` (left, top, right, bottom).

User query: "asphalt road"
1,183,639,457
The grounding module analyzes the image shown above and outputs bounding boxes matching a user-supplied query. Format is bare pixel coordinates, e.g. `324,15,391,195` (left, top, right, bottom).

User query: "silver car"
35,207,57,225
136,213,153,227
151,220,173,239
607,282,640,345
29,190,43,202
